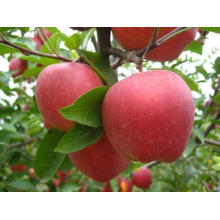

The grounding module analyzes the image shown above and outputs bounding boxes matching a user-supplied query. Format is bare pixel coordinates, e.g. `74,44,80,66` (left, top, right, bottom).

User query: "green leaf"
196,65,209,79
65,33,82,50
79,50,118,86
163,67,201,93
34,129,65,181
185,41,203,55
183,137,197,158
60,86,108,127
7,179,37,192
81,28,96,50
5,36,36,51
192,127,204,144
17,54,41,63
199,27,220,33
213,57,220,72
0,43,18,55
22,66,44,78
55,124,103,153
59,155,73,172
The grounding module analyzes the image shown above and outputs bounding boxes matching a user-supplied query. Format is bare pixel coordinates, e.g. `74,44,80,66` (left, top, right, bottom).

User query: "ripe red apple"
10,164,27,172
69,133,130,182
36,62,103,131
35,28,52,44
31,37,42,50
101,182,113,192
9,58,27,78
132,167,152,189
102,70,195,163
117,177,133,192
22,104,29,111
42,117,51,130
112,27,198,61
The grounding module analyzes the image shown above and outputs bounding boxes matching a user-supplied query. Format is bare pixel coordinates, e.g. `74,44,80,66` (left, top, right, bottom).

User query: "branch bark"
0,33,73,62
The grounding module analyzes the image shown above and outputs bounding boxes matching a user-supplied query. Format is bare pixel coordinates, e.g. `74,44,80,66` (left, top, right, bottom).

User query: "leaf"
199,27,220,33
65,33,82,50
192,127,204,144
79,50,118,86
34,129,65,181
17,54,41,63
213,57,220,72
5,36,36,50
185,41,203,55
55,124,103,153
22,66,44,78
183,137,197,158
0,43,18,56
60,86,108,127
7,179,37,192
81,28,96,50
163,67,201,93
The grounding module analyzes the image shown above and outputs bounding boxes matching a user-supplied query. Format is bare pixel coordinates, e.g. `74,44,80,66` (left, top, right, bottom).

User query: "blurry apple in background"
132,167,152,189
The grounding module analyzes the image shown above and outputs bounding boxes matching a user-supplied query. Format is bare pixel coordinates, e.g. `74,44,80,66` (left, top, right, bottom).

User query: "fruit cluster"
33,28,195,189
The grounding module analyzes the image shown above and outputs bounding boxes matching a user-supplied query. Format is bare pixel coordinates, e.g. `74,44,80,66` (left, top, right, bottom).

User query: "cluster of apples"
9,29,51,78
36,27,195,185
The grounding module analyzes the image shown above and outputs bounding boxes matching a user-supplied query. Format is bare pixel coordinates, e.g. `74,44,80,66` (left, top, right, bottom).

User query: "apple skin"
35,29,52,44
10,164,27,172
36,62,103,131
101,182,113,192
112,27,198,61
31,37,42,50
69,133,130,182
9,58,27,78
117,177,133,192
132,167,152,189
42,118,51,130
102,70,195,163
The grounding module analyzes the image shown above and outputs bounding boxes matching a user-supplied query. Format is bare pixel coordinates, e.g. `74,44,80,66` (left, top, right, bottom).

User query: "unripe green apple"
112,27,198,61
132,167,152,189
36,62,103,131
102,70,194,163
69,133,130,182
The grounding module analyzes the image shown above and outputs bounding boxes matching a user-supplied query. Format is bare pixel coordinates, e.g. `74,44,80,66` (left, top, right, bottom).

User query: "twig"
147,161,160,168
0,33,72,62
142,27,159,58
204,110,220,137
111,57,124,69
204,139,220,147
6,138,38,150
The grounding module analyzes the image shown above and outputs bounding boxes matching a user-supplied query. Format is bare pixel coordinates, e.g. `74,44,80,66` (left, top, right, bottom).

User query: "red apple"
36,62,103,131
22,104,29,111
9,58,27,78
112,27,198,61
117,177,133,192
10,164,27,172
31,37,42,50
102,70,195,163
35,29,52,44
101,182,113,192
69,133,130,182
42,117,51,130
132,167,152,189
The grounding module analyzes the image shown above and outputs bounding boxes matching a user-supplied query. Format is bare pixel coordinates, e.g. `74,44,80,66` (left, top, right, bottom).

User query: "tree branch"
204,139,220,147
0,33,73,62
204,110,220,137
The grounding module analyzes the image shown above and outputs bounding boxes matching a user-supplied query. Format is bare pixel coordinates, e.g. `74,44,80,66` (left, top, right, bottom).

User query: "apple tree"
0,27,219,192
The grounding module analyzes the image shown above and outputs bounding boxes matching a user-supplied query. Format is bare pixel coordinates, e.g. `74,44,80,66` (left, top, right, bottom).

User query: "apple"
205,99,212,107
10,164,27,172
35,28,52,44
42,117,51,130
112,27,198,61
132,167,152,189
69,133,130,182
31,37,42,50
36,62,103,131
117,177,133,192
102,70,195,163
22,104,29,111
9,58,27,78
101,182,113,192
